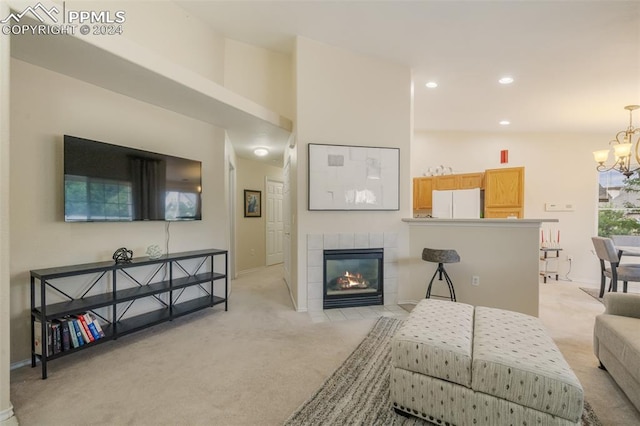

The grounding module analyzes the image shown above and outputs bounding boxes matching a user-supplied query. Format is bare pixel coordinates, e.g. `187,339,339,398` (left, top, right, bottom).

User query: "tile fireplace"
307,232,398,313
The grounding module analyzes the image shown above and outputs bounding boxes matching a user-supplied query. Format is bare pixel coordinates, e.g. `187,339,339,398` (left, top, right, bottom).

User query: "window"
165,191,199,220
598,170,640,237
65,175,133,221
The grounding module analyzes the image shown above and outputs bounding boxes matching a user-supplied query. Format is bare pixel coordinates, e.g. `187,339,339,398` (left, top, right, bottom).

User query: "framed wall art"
244,189,261,217
308,143,400,211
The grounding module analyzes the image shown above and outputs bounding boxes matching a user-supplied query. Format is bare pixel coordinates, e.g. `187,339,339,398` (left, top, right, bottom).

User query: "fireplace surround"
307,233,398,312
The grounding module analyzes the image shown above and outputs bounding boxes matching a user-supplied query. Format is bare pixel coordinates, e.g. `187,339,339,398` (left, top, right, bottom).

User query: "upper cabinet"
413,177,434,210
484,167,525,218
413,172,484,212
433,175,458,190
457,173,484,189
434,173,484,190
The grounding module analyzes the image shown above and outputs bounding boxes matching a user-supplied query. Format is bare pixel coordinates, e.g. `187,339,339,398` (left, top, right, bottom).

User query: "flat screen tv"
64,135,202,222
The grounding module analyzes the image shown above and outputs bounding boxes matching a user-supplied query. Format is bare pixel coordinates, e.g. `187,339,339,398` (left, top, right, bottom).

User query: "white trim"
9,359,30,371
236,266,268,276
0,406,16,424
397,299,420,306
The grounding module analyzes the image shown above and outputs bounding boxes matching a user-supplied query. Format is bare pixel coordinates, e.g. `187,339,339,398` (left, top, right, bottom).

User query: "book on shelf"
33,319,49,356
86,313,105,338
59,319,71,352
83,313,101,341
67,317,80,349
51,322,60,354
70,318,85,346
75,314,94,343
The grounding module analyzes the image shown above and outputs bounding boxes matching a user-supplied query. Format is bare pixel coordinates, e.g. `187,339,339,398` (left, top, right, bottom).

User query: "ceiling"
178,0,640,139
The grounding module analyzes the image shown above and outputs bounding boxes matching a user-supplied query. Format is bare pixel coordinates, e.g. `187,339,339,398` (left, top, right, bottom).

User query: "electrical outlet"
471,276,480,286
250,249,255,256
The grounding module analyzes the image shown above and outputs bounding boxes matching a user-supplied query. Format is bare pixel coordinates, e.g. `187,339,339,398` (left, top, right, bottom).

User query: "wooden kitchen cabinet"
413,177,434,210
434,173,484,190
484,167,524,218
413,172,484,213
434,175,458,190
458,173,484,189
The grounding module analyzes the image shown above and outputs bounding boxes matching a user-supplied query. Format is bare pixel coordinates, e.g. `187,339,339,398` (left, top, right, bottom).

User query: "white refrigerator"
432,188,481,219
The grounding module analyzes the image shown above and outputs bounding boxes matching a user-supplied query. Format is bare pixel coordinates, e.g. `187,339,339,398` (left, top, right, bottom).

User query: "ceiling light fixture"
499,76,514,85
594,105,640,178
253,147,269,157
425,82,438,88
499,120,510,126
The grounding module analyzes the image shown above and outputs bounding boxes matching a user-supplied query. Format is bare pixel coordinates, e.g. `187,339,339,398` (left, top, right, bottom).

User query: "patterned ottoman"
391,299,583,425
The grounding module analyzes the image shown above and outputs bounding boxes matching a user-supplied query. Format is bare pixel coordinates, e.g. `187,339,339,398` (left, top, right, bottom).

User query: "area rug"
284,316,602,426
580,287,640,304
581,287,605,303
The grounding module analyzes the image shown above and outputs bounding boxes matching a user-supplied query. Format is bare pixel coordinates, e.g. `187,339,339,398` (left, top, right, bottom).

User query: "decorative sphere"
146,245,163,259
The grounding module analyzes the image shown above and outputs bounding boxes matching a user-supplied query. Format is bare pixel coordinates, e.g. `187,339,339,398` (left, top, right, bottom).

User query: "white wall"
224,39,293,119
294,37,412,311
412,131,607,283
0,2,16,423
9,59,228,362
62,0,226,83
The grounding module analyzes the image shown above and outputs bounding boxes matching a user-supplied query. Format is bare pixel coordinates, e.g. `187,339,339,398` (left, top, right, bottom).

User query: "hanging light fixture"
594,105,640,178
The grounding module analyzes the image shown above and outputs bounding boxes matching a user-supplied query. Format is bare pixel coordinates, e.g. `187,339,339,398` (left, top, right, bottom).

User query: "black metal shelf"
30,249,228,379
172,272,224,290
173,296,216,318
116,308,171,337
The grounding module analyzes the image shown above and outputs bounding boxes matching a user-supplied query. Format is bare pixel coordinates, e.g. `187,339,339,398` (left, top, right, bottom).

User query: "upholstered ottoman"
391,299,584,425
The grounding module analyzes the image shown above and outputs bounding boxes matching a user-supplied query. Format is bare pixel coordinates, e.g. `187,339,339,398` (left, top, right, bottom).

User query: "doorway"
266,178,284,266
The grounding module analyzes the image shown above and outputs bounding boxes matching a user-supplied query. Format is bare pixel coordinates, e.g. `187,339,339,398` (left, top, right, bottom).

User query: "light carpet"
284,316,602,426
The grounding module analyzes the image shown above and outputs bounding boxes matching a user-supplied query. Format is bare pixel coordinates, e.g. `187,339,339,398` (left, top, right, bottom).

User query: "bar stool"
422,248,460,301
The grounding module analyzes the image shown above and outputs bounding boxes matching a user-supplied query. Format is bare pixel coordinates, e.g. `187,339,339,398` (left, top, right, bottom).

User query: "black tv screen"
64,135,202,222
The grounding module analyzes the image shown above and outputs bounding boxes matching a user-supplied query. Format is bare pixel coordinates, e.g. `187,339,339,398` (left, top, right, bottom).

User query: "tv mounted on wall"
64,135,202,222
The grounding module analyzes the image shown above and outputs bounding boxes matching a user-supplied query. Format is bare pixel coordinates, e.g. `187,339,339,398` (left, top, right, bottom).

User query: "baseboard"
236,266,266,276
283,276,306,312
0,405,17,425
10,359,30,371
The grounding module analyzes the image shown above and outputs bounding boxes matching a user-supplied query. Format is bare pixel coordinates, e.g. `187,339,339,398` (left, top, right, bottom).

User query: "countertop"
403,218,558,226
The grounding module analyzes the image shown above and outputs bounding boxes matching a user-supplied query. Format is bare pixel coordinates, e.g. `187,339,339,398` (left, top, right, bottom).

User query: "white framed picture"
308,143,400,211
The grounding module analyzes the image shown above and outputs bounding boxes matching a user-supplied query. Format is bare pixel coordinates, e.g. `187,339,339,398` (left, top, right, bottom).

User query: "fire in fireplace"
324,248,383,309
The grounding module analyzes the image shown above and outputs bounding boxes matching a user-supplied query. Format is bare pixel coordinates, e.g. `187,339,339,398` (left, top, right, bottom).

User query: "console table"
30,249,227,379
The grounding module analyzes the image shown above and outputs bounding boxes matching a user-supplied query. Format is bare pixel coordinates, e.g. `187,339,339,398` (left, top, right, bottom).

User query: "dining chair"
592,236,640,297
611,235,640,260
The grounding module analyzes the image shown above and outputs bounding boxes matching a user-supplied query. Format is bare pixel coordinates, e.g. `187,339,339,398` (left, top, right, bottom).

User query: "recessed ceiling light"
254,148,269,157
499,76,514,85
499,120,510,126
425,81,438,88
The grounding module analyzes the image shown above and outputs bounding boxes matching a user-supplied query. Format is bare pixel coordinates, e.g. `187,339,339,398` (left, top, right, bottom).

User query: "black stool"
422,248,460,301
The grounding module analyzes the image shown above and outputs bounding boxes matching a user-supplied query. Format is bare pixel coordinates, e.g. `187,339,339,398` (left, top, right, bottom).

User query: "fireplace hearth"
323,248,383,309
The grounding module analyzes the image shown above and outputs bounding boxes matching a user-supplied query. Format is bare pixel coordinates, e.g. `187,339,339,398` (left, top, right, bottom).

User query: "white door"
283,158,291,284
266,179,284,265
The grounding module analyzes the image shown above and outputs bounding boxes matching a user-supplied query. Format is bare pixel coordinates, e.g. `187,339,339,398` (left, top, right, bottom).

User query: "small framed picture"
244,190,261,217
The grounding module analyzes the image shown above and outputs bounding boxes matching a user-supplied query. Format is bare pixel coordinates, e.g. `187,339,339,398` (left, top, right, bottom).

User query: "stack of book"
34,312,106,356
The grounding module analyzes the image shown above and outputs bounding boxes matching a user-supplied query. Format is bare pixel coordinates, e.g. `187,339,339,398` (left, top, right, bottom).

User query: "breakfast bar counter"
402,218,558,316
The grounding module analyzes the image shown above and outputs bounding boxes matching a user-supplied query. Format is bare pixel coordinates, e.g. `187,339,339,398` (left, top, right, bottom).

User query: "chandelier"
594,105,640,178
